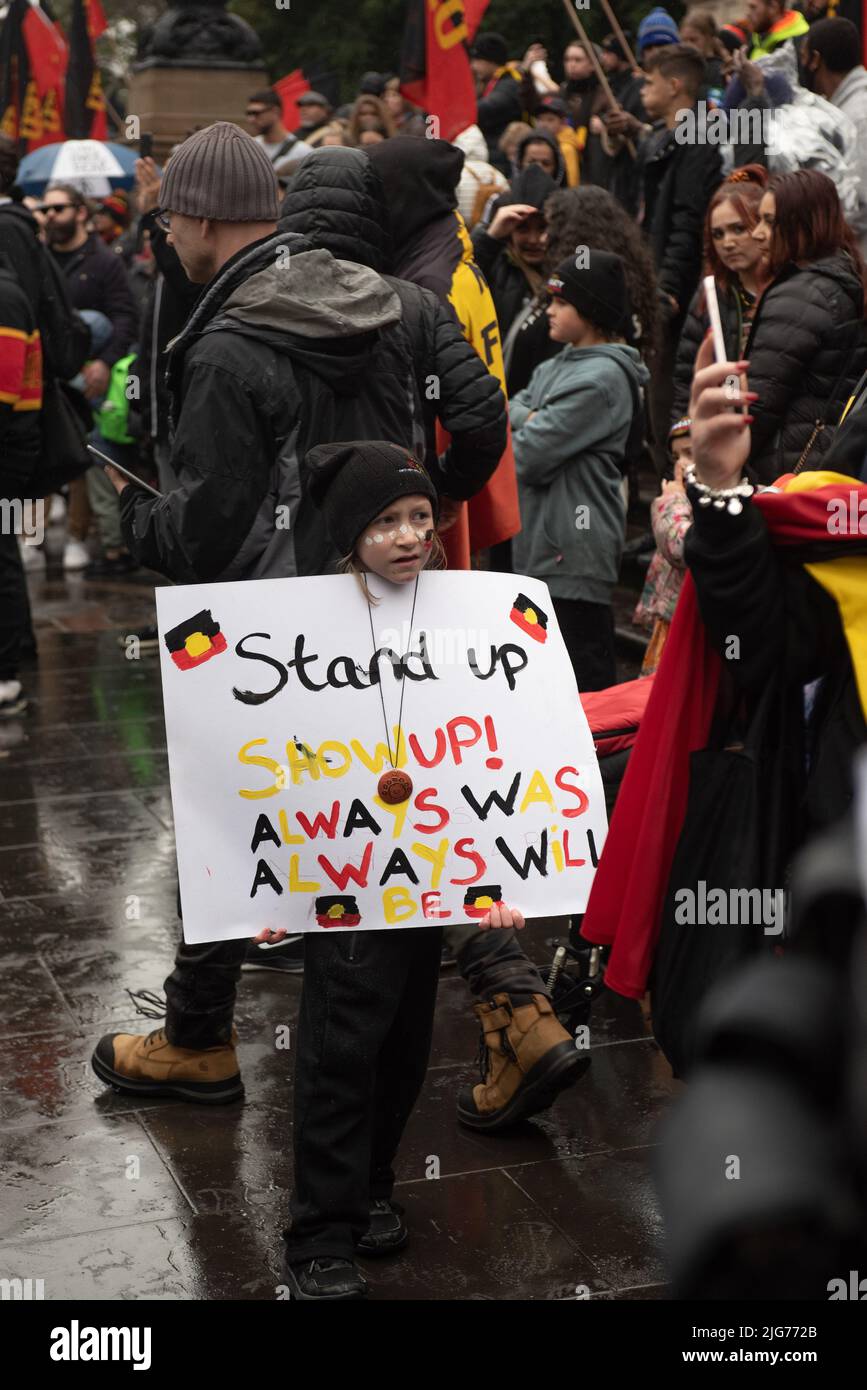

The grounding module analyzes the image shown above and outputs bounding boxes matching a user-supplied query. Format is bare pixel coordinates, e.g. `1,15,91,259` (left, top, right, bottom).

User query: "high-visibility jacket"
749,9,809,58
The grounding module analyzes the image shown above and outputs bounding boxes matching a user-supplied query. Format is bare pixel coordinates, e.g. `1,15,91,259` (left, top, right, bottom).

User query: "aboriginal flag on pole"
399,0,488,141
65,0,107,140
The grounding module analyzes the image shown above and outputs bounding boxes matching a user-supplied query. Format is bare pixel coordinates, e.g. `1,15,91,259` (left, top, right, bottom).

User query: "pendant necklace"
365,574,419,805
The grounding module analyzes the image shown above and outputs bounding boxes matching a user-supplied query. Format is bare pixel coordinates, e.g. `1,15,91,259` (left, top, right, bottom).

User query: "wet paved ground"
0,540,676,1301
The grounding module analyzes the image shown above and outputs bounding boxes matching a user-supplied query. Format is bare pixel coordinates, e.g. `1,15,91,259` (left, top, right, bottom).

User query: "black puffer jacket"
672,280,748,424
279,147,506,489
743,253,867,483
639,116,722,316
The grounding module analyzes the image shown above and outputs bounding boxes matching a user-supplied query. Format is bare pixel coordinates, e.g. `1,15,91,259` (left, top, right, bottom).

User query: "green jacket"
510,342,649,604
749,10,809,58
96,353,137,444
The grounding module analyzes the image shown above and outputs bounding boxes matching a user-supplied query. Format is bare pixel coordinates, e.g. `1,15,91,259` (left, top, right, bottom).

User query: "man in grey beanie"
151,119,281,281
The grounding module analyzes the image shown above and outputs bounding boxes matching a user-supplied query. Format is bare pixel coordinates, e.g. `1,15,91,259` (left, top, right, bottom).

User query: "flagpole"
558,0,636,157
102,88,123,136
597,0,640,71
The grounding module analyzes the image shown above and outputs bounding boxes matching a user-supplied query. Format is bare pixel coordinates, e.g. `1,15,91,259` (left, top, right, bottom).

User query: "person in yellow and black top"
0,256,42,717
470,32,527,175
747,0,809,57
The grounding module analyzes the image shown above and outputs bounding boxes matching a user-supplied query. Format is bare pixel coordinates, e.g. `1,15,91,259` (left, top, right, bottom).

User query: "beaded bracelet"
683,463,755,516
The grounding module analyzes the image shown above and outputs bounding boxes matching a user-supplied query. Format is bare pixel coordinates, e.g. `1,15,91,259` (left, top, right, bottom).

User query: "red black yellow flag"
164,610,228,672
315,896,362,927
463,885,504,918
399,0,483,141
510,593,549,643
21,2,67,149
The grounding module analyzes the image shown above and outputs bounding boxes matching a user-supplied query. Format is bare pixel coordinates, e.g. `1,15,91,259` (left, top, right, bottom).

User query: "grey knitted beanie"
159,122,279,222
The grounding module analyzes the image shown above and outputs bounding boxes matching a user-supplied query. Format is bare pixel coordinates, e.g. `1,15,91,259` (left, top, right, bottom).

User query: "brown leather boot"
91,1026,243,1104
457,993,589,1131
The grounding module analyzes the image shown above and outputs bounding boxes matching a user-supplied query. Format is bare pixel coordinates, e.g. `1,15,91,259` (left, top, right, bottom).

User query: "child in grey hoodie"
510,250,649,690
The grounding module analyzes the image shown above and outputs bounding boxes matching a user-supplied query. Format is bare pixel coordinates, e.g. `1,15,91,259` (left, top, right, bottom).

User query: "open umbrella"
15,141,154,197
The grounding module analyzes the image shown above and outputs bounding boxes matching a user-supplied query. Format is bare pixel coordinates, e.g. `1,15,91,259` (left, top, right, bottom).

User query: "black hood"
490,163,558,218
515,130,566,187
0,199,39,234
278,147,393,273
367,136,464,257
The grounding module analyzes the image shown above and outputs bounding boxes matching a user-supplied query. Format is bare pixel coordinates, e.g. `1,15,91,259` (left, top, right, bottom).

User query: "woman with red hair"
743,168,867,482
672,164,769,423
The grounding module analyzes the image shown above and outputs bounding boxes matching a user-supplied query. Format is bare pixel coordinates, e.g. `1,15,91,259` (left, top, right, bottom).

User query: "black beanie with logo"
546,250,630,336
305,440,440,556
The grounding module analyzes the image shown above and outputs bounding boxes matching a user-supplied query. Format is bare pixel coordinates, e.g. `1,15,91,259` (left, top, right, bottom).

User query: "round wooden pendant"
378,769,413,804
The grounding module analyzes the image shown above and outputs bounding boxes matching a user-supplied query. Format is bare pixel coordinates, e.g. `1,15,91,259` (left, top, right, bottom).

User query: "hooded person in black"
516,128,567,187
366,135,467,296
365,135,525,570
471,164,561,396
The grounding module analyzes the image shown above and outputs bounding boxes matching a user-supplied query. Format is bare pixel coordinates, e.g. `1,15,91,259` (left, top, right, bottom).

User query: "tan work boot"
457,993,589,1131
91,1026,243,1104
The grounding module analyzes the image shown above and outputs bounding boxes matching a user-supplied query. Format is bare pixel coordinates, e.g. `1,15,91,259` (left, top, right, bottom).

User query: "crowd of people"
2,4,867,1301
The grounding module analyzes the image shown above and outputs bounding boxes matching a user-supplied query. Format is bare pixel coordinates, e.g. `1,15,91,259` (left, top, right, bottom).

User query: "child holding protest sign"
262,440,526,1302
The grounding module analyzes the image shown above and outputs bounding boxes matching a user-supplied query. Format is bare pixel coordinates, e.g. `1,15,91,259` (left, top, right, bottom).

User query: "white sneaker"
0,680,27,717
63,540,91,571
19,542,46,572
48,495,67,525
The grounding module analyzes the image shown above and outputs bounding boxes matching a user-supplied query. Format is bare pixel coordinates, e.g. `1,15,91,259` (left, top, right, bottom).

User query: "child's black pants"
284,924,443,1263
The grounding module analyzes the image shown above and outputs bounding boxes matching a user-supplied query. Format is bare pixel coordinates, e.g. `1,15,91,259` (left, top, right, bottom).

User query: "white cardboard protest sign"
155,572,608,943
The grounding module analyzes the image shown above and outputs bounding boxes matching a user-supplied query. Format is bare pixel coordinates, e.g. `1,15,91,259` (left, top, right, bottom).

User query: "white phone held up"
703,275,727,364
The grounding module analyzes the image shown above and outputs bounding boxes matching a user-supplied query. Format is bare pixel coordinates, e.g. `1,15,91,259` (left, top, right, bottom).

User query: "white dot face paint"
362,519,433,549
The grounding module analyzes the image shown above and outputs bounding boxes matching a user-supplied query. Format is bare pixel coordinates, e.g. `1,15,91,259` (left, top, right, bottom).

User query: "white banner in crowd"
155,572,608,944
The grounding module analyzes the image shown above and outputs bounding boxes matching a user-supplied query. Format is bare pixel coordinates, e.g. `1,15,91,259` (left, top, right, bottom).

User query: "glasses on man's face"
42,203,77,215
154,209,172,231
246,108,267,119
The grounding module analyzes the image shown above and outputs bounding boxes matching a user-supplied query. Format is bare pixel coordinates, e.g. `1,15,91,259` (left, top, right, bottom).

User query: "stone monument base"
127,66,268,164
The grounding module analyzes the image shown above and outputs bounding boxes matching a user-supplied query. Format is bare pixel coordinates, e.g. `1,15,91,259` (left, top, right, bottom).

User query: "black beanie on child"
305,440,440,556
546,250,630,336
